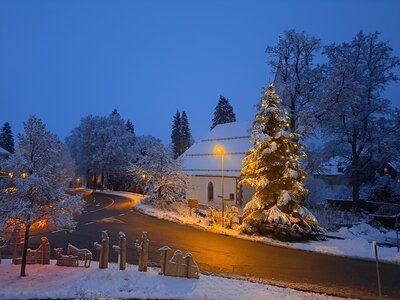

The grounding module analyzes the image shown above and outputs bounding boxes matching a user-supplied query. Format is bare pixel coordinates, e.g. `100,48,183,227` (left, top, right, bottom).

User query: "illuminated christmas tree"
240,84,320,240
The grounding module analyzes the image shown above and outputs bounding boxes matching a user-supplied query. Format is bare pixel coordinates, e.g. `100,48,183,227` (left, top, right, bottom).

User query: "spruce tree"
126,120,135,134
211,96,236,129
181,111,192,153
240,84,320,241
0,122,15,154
171,110,181,159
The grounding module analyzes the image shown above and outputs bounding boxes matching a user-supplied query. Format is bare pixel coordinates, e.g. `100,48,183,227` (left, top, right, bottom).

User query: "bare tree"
267,29,323,137
320,31,400,204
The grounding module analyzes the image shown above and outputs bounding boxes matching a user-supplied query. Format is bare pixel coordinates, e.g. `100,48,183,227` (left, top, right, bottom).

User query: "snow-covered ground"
0,260,346,300
98,190,400,264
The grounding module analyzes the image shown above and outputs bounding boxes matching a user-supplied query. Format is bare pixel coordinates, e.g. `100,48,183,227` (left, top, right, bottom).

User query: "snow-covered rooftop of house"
388,161,400,172
0,146,10,155
317,156,349,176
181,121,253,177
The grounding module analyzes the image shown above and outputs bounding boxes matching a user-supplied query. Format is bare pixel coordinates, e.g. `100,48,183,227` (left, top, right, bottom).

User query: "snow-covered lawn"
0,260,346,300
98,191,400,264
136,202,400,263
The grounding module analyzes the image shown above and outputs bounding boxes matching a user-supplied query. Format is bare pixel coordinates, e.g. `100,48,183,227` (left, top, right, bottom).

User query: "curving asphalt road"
26,192,400,299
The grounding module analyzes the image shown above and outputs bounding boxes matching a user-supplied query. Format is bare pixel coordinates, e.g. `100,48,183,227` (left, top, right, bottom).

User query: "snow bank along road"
0,259,348,300
23,192,400,300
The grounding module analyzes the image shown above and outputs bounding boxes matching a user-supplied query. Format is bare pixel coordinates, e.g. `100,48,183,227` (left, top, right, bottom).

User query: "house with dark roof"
382,161,400,182
314,156,350,185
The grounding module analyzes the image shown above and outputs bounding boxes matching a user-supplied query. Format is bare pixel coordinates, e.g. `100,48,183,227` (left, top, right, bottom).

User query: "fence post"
372,241,382,299
396,213,399,253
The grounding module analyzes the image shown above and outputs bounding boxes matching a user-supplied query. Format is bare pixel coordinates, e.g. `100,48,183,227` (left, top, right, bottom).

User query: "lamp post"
141,174,146,200
215,146,225,227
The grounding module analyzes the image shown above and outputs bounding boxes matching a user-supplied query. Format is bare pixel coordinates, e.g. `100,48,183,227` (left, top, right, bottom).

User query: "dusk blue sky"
1,0,399,145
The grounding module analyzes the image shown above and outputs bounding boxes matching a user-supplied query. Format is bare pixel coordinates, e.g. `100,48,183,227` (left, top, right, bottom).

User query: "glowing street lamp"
215,146,225,227
141,174,147,200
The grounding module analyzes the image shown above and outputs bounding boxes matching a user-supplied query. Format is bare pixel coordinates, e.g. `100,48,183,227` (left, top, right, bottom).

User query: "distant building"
313,156,350,185
181,121,254,208
382,161,400,182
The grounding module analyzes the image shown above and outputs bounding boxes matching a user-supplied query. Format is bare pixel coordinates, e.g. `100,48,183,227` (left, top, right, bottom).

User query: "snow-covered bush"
305,177,352,205
205,206,241,228
128,136,189,211
206,207,220,226
367,175,400,204
223,206,240,229
310,206,363,230
151,170,188,210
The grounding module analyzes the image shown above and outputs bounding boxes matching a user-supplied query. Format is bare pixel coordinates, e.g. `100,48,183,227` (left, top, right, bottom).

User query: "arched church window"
207,182,214,201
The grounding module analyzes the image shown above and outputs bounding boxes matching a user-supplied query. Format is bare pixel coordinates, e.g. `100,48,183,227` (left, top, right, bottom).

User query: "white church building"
180,120,346,209
180,121,254,209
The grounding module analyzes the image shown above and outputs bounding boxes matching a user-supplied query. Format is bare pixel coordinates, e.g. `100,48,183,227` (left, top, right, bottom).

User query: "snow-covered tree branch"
128,135,189,210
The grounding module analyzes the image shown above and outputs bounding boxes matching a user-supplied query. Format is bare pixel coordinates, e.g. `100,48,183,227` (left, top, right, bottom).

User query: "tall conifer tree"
240,84,320,241
211,96,236,129
181,111,192,153
0,122,15,154
126,120,135,134
171,110,181,159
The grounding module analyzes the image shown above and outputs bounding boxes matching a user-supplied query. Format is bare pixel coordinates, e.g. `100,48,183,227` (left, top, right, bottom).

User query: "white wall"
187,175,238,209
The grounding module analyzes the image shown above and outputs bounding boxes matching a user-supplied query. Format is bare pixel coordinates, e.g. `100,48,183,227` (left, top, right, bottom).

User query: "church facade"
180,121,254,209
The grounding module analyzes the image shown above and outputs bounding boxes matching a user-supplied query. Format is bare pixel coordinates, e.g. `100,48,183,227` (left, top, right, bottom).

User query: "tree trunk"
352,171,360,203
20,224,31,277
85,169,90,188
290,97,296,133
93,174,97,190
351,138,361,207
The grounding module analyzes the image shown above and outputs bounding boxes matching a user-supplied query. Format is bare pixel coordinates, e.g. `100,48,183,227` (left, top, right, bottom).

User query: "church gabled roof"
180,121,253,177
181,121,341,178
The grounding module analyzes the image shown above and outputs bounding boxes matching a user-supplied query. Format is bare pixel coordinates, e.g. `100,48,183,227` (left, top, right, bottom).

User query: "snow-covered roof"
181,121,343,178
388,161,400,172
317,156,349,176
0,146,11,156
181,121,253,177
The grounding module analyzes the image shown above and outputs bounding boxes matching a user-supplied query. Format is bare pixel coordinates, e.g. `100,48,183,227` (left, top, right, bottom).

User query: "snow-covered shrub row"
305,178,352,205
309,206,363,230
205,206,240,229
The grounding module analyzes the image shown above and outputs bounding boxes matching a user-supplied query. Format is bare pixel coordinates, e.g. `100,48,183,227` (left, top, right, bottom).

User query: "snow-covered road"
27,191,400,299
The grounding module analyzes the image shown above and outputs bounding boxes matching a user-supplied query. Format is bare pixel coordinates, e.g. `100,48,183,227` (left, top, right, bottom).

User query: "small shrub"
224,206,240,229
206,207,220,226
